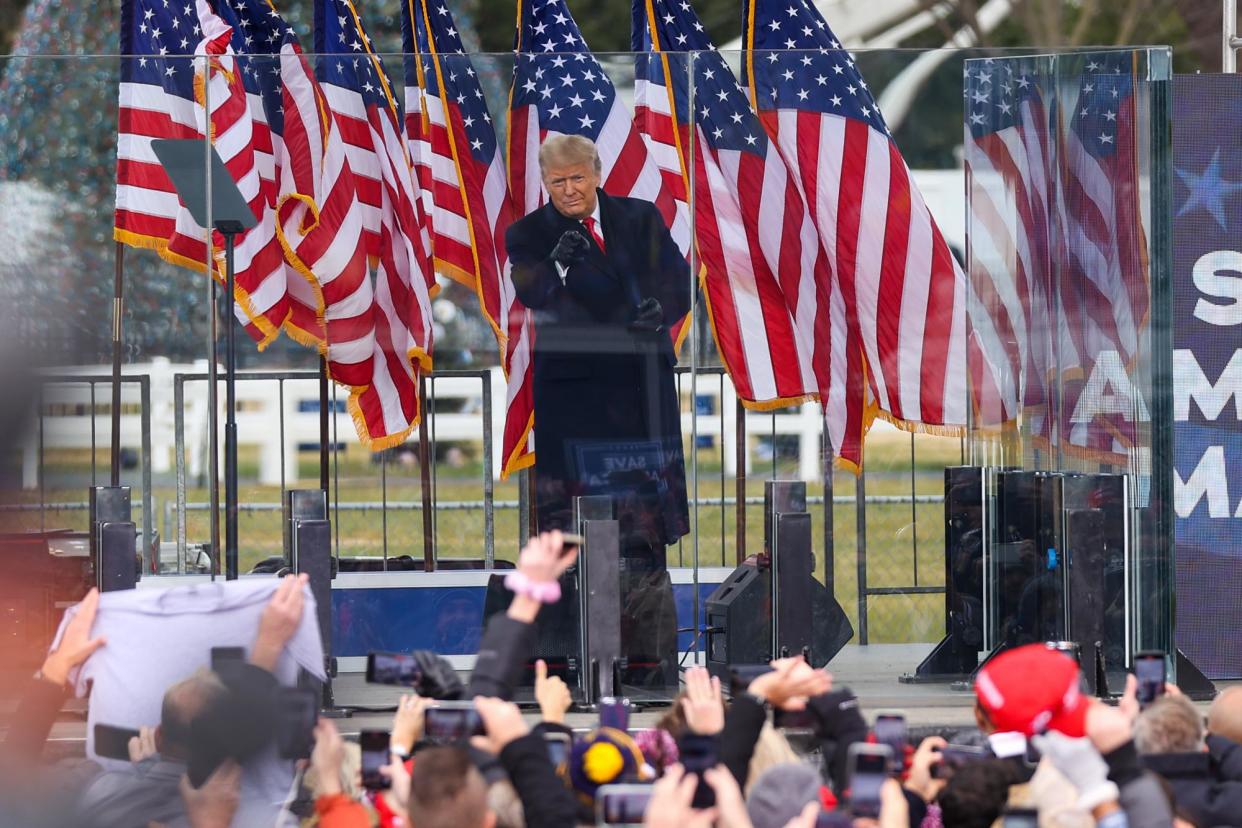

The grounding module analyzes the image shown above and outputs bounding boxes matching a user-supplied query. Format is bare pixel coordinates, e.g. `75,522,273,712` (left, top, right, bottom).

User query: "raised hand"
680,667,724,736
550,230,589,267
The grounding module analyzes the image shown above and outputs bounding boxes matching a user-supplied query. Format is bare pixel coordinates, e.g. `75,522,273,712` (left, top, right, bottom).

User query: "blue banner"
1173,75,1242,679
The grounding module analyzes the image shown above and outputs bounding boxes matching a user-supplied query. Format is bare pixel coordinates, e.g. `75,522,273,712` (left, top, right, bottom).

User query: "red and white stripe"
766,107,968,439
318,53,435,447
964,90,1055,429
633,76,825,410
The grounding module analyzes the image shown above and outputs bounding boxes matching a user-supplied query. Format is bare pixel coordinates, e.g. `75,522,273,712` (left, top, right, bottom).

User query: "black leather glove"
629,296,664,332
549,230,589,267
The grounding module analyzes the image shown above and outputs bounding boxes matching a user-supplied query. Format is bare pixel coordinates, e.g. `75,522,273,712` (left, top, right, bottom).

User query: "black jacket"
498,732,578,828
468,612,538,701
1142,747,1242,826
505,190,691,548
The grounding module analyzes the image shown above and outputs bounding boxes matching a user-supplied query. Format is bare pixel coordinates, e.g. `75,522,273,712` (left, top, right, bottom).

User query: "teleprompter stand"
151,139,257,581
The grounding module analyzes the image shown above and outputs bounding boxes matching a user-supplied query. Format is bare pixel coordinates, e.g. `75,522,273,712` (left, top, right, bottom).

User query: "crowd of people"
2,530,1240,828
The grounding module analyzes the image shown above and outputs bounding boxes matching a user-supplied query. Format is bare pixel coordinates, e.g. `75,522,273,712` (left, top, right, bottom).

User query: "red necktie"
583,216,606,253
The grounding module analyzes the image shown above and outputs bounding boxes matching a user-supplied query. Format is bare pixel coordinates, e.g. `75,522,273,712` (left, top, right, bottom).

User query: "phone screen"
360,730,391,790
850,749,889,818
597,787,653,824
366,651,421,687
599,697,632,732
873,715,907,771
94,723,141,761
1134,653,1165,708
210,647,245,671
544,733,570,766
425,705,484,743
680,737,717,809
1002,808,1040,828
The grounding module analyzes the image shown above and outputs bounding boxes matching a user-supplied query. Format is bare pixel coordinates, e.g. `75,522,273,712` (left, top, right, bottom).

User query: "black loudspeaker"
904,466,985,682
483,571,582,691
1064,508,1108,696
992,470,1065,650
772,512,813,658
97,522,138,592
291,519,333,658
89,486,131,565
284,490,327,565
705,562,768,682
705,557,852,682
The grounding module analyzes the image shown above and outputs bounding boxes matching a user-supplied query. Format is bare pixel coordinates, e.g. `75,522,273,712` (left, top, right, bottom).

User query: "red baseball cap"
974,643,1090,737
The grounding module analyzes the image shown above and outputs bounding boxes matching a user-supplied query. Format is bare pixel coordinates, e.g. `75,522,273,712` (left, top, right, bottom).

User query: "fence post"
856,465,868,646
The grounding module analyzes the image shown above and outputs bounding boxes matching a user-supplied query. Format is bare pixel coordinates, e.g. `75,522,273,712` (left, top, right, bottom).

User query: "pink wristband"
504,571,561,604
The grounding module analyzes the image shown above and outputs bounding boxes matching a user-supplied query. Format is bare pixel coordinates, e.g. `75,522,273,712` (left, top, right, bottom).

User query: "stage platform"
14,643,1234,758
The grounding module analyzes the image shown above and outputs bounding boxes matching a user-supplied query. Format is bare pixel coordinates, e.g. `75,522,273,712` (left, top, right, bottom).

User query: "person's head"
745,762,821,828
407,746,495,828
1135,695,1205,755
936,759,1021,828
539,135,601,220
157,669,228,760
973,643,1089,737
486,779,525,828
1208,685,1242,744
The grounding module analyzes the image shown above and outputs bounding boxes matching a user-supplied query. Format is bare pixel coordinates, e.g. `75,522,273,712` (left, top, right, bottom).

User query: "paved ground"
18,643,1234,757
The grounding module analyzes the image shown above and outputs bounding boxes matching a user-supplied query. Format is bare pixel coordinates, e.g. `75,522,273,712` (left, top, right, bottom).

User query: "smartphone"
425,702,485,743
773,707,818,730
560,532,585,549
275,687,318,760
679,734,718,809
366,651,421,687
1134,651,1166,709
847,743,892,818
814,813,853,828
360,730,391,790
94,723,140,761
599,697,632,732
931,744,990,779
544,731,572,767
595,783,653,826
210,646,245,671
1001,807,1040,828
873,713,907,773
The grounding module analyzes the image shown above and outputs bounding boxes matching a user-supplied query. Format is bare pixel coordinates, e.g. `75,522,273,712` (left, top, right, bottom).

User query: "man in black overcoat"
503,135,690,688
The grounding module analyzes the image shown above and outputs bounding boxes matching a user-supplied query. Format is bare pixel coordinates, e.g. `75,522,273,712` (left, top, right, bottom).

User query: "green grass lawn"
5,430,961,644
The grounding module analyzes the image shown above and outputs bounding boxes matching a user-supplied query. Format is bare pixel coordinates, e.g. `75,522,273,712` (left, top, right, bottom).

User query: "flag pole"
110,242,126,487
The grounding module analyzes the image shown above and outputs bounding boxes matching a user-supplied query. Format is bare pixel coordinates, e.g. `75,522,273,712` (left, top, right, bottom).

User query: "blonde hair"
538,134,601,174
745,723,802,796
304,740,362,800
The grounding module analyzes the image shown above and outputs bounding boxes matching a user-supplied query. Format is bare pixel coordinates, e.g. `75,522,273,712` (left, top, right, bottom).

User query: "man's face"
543,160,600,220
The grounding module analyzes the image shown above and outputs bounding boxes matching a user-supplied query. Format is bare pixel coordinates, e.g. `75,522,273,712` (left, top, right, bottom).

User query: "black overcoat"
505,190,691,549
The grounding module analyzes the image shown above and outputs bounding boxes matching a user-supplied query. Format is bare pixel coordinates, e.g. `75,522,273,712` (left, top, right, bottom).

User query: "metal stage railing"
17,366,953,644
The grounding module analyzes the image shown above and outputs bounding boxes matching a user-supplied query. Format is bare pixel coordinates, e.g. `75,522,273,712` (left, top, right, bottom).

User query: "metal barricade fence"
3,374,155,567
15,366,951,643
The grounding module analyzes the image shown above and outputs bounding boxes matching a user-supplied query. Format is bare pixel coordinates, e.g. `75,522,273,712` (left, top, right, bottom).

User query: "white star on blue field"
1176,148,1242,230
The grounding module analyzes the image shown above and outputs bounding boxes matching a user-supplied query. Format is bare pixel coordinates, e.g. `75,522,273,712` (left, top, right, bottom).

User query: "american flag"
509,0,691,258
743,0,969,456
1056,52,1146,460
632,0,834,427
315,0,436,448
402,0,531,475
963,58,1055,432
115,0,302,347
506,0,692,472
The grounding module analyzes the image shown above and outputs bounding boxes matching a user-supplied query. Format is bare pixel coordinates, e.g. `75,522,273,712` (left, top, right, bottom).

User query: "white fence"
25,358,849,487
